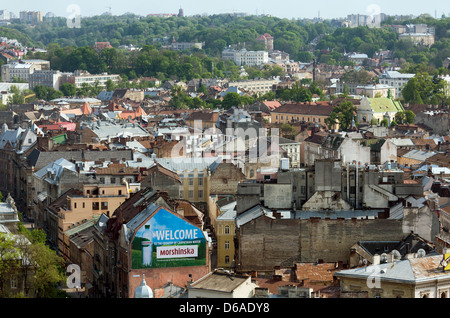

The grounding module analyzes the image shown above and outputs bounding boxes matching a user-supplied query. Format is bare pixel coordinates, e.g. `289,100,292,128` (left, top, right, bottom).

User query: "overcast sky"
3,0,450,19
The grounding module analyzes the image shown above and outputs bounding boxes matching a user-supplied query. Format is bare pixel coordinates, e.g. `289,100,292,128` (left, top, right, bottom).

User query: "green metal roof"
367,98,404,113
50,133,68,145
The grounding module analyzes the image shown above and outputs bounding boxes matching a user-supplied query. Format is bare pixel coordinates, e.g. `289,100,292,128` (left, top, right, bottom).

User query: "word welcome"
153,229,200,241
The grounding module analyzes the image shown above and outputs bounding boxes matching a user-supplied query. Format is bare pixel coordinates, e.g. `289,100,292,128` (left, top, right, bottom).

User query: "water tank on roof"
280,158,289,171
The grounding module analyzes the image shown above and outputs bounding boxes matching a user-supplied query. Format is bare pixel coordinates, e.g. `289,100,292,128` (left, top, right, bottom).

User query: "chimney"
373,254,380,265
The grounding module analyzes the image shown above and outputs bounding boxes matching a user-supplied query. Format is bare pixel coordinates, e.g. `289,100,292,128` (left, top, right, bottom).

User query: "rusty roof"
272,102,334,116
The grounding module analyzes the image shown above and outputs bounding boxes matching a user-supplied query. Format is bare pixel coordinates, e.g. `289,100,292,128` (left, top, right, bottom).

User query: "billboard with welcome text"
131,208,207,269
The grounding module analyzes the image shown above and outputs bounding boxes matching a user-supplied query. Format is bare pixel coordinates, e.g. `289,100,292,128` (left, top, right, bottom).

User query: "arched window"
224,225,230,235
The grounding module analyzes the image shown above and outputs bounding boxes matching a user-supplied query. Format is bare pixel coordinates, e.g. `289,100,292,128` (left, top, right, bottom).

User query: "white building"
378,70,415,98
334,254,450,298
1,59,50,82
60,70,120,88
227,78,279,95
222,47,269,66
171,42,203,51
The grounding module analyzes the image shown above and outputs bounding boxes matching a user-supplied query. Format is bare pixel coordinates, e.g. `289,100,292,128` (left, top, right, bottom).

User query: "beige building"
399,33,435,46
271,102,335,127
47,183,130,261
188,269,257,298
335,254,450,298
355,84,396,98
228,78,279,96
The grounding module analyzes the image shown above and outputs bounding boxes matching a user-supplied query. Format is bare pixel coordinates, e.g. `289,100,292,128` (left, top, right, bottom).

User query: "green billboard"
131,208,207,269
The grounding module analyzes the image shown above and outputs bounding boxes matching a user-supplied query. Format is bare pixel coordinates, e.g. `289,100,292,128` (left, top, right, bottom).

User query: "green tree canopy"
325,100,357,131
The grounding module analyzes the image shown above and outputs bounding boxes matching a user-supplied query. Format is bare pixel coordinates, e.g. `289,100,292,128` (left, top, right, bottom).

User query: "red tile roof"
272,102,334,116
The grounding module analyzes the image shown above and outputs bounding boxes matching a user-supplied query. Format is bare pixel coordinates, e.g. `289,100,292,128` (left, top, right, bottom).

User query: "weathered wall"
210,162,245,195
237,216,404,272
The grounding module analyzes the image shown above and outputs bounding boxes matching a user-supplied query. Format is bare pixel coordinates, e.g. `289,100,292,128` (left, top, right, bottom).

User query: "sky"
3,0,450,20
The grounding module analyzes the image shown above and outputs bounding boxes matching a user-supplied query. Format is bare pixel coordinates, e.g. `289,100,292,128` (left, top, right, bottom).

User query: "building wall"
180,168,209,203
210,162,245,195
271,113,329,126
237,216,404,273
339,138,371,165
339,276,415,298
263,183,292,209
414,112,449,135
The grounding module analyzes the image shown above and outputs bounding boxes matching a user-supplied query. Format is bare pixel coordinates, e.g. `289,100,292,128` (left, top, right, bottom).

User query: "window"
198,174,204,186
188,174,194,186
101,202,108,210
118,190,122,195
225,225,230,234
188,190,193,199
225,255,230,264
198,190,203,199
110,178,116,184
225,241,230,249
10,277,17,289
92,202,100,210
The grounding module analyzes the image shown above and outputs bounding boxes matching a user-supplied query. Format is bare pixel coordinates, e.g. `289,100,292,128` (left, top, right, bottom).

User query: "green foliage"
33,85,63,101
59,83,77,96
275,80,322,102
401,72,449,105
394,110,416,124
325,100,357,131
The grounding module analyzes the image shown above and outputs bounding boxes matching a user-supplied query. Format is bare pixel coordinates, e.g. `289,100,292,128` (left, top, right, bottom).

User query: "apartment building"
46,183,130,260
171,42,203,51
29,70,62,90
378,70,415,98
19,11,43,24
227,78,279,95
399,32,435,47
1,59,50,82
271,102,335,127
59,70,120,88
222,47,269,66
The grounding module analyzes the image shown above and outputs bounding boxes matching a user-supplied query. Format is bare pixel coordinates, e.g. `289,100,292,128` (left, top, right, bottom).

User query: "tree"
290,81,312,102
221,92,243,109
404,110,416,124
280,123,295,136
325,100,357,131
17,227,67,298
60,83,77,97
0,233,21,297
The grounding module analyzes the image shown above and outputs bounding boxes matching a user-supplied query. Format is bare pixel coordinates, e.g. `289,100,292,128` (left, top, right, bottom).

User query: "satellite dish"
380,253,388,263
392,250,401,260
417,249,426,258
